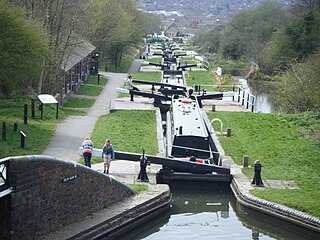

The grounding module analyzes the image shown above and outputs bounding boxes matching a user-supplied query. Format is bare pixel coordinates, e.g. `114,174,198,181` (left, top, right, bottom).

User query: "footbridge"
0,155,135,240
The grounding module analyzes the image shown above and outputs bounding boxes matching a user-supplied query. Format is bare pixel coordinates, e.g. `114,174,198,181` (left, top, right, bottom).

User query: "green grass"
185,70,217,92
0,96,85,159
212,60,249,76
144,57,162,64
77,85,103,96
180,57,197,65
106,55,135,73
127,183,149,194
85,75,108,85
63,97,95,108
208,111,320,217
131,72,161,83
85,110,158,165
91,110,158,153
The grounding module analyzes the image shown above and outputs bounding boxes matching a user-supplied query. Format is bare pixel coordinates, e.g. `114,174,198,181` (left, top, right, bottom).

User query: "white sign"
37,94,58,104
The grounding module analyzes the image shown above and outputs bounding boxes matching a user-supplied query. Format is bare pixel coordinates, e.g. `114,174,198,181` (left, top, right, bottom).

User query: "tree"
272,50,320,113
0,3,49,96
219,1,287,63
262,10,320,73
90,0,152,68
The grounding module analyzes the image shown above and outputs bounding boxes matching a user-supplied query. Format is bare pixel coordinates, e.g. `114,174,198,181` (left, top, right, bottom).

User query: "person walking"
82,137,93,168
102,139,115,174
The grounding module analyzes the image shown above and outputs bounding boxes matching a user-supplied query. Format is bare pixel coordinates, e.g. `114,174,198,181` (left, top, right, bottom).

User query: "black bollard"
202,89,207,95
24,103,28,124
2,122,7,141
31,99,35,119
251,160,264,187
13,122,18,132
226,128,232,137
20,131,26,148
97,73,100,84
137,150,149,182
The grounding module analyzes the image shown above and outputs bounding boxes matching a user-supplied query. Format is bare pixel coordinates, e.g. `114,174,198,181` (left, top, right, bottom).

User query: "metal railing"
233,86,255,112
0,158,12,198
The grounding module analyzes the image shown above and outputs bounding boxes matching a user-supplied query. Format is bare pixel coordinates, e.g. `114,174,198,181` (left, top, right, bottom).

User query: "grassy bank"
78,110,159,165
0,96,85,159
0,75,108,159
131,72,161,82
185,70,217,92
208,111,320,217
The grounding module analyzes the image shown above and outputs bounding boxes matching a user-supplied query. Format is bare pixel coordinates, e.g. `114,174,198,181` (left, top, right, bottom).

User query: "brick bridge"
0,155,134,240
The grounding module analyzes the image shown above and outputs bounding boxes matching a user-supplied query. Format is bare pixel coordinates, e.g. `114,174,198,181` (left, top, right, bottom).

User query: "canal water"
236,78,276,113
120,188,309,240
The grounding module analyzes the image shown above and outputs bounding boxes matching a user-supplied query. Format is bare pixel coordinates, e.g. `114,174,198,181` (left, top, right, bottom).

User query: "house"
165,22,180,37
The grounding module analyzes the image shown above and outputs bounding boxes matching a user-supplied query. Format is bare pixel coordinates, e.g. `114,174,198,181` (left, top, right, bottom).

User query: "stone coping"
230,164,320,234
44,184,171,240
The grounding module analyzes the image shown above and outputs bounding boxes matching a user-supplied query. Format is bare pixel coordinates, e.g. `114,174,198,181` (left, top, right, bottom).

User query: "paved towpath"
43,58,144,162
43,71,128,162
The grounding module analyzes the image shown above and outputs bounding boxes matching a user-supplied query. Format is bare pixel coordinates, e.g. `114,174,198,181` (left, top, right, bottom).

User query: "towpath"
43,71,127,162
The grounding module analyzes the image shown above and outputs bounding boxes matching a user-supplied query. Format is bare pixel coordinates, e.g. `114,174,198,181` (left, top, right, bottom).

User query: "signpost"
36,94,59,119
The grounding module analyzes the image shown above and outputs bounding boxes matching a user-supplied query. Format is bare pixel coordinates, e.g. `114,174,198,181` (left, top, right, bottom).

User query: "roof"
171,96,208,138
61,39,96,71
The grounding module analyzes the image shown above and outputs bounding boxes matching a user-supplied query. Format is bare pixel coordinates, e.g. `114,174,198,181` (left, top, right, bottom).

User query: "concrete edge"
231,178,320,234
60,184,171,240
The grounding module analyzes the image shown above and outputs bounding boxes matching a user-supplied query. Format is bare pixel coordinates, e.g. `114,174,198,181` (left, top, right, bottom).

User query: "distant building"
165,22,180,37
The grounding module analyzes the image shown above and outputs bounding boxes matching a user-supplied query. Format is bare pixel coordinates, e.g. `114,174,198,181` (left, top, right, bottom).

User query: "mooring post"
2,121,6,141
251,160,264,186
31,99,35,119
20,131,26,148
226,128,232,137
151,84,155,94
243,155,249,167
24,103,28,124
13,122,18,132
137,150,149,182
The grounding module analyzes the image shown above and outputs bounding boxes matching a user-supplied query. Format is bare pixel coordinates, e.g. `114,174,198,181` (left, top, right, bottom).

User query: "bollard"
13,122,18,132
24,103,28,124
243,155,249,167
2,122,6,141
31,99,35,119
202,89,207,95
97,73,100,84
20,131,26,148
212,105,216,112
194,84,199,92
226,128,232,137
137,150,149,182
251,160,264,186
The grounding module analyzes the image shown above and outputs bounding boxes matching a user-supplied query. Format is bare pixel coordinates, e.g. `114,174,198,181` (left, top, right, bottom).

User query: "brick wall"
7,155,134,240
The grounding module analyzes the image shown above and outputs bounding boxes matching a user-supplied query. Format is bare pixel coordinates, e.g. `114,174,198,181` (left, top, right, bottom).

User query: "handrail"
235,86,255,112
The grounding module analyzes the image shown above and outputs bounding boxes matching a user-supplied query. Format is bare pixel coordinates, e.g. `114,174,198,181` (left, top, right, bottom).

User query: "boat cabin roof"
171,96,208,137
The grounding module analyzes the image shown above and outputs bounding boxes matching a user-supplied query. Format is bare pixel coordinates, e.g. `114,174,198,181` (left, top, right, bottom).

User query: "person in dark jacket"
102,139,114,174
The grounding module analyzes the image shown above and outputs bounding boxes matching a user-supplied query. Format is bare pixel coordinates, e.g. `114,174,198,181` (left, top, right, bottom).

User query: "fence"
233,86,255,112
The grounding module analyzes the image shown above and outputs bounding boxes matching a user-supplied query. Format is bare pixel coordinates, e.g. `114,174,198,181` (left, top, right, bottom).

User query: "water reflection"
119,189,307,240
236,78,276,113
